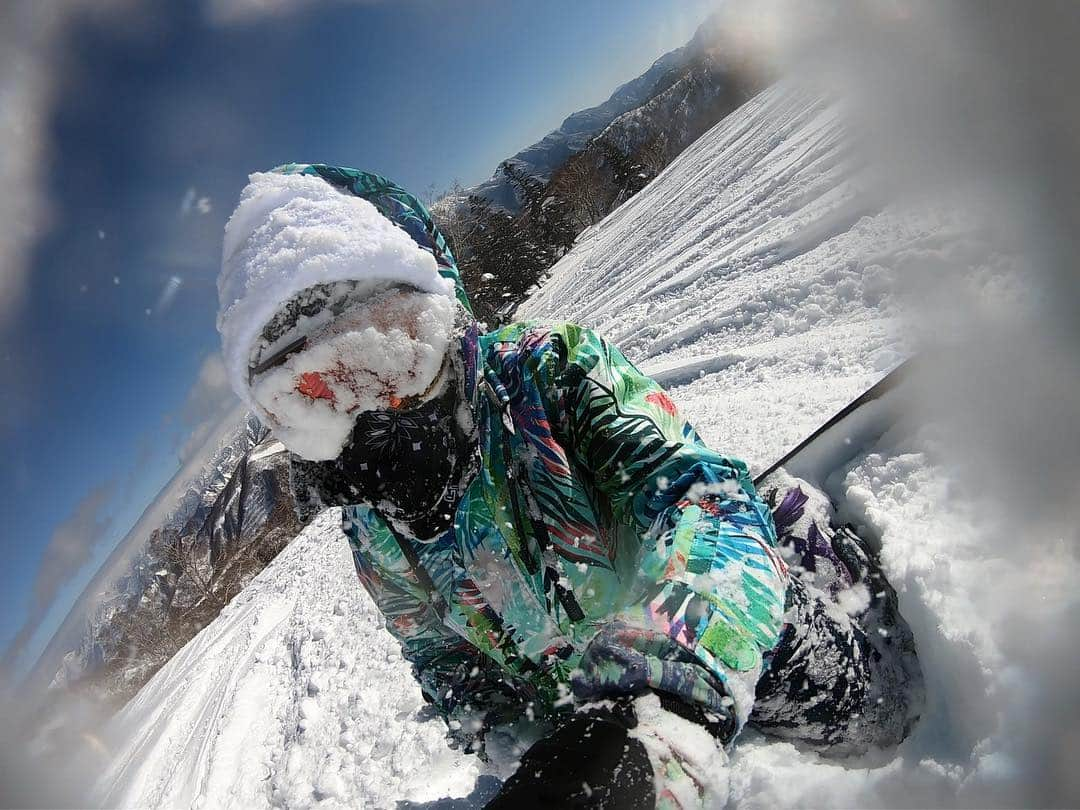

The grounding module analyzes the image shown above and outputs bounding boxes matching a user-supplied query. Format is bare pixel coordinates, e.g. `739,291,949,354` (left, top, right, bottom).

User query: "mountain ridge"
466,12,728,209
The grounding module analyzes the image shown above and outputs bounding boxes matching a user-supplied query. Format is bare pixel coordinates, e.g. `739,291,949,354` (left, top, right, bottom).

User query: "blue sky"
0,0,715,673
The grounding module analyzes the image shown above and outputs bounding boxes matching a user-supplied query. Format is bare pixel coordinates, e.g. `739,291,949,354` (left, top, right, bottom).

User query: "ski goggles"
244,286,456,463
250,337,451,411
248,334,308,386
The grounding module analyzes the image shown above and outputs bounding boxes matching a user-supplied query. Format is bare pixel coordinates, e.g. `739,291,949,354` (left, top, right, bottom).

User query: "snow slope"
521,86,914,469
96,510,485,809
95,82,1078,808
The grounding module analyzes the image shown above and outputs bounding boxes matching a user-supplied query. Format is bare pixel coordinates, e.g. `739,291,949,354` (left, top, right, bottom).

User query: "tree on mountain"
549,151,617,231
634,132,671,180
455,195,532,324
429,169,570,326
430,48,757,323
501,161,576,263
428,181,478,254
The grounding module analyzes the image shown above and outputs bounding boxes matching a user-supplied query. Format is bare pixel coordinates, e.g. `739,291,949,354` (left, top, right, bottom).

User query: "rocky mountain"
434,12,767,326
466,11,749,210
595,48,759,166
45,412,304,705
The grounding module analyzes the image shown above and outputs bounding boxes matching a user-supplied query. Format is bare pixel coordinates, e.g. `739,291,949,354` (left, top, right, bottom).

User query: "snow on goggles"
249,339,450,413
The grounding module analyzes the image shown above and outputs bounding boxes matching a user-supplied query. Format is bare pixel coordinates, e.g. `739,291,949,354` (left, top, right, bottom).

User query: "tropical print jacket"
277,164,790,754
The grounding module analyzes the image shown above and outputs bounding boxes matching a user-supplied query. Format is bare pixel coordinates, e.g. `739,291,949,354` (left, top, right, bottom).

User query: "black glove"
289,382,478,539
485,705,655,810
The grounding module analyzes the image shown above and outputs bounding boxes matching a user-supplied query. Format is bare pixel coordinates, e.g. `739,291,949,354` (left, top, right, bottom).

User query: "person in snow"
217,165,924,809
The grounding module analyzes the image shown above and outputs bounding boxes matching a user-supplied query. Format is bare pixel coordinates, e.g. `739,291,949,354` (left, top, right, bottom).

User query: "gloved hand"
630,692,729,810
483,694,730,810
570,622,738,743
484,703,655,809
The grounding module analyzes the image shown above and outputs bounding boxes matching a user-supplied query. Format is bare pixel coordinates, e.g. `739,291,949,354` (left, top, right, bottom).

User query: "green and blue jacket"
280,164,790,750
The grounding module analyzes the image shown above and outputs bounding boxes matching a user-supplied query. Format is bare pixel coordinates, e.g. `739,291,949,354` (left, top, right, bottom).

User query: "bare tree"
550,153,616,231
636,132,671,179
430,181,483,260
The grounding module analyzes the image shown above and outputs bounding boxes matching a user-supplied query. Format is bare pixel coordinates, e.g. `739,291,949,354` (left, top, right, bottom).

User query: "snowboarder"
217,165,923,808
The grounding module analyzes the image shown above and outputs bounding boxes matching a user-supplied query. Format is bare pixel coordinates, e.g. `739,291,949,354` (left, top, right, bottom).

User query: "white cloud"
204,0,385,26
0,481,116,671
0,4,58,326
176,352,239,462
0,0,131,329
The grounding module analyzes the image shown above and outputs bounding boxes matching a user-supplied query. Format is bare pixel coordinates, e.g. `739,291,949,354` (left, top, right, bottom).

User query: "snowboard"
754,358,918,489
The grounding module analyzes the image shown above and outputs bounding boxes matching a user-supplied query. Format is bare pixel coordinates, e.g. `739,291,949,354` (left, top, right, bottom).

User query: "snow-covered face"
249,287,456,461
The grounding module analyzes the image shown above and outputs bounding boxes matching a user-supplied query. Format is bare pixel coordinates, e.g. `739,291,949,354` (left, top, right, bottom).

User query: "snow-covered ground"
94,82,1078,808
96,509,486,809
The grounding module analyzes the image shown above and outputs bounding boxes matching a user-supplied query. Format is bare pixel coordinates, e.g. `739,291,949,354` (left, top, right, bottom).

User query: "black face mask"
290,378,477,540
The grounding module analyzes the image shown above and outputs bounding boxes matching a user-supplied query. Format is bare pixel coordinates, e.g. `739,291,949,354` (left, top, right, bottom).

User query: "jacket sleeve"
546,325,789,741
339,506,525,752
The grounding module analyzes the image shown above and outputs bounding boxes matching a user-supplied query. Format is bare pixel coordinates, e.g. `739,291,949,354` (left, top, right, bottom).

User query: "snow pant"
749,525,925,756
486,561,924,809
486,520,925,807
485,707,655,810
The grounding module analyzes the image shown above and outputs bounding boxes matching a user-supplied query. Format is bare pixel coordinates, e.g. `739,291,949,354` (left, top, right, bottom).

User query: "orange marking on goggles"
296,371,336,403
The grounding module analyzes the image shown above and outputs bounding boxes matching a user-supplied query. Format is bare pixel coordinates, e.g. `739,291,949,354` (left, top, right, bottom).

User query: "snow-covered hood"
217,165,467,420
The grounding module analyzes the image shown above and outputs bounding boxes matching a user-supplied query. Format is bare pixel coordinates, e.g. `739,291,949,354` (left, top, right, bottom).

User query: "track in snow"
96,511,484,809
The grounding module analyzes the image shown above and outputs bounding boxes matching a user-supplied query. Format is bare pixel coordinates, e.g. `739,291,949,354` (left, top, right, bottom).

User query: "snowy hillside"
524,82,1077,807
95,510,486,809
95,82,1076,809
31,409,303,710
521,87,897,470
